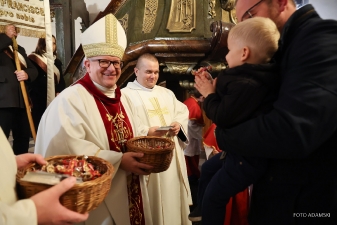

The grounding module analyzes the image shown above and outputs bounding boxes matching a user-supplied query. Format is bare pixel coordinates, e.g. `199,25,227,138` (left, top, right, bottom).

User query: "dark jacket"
30,57,65,108
216,4,337,224
0,33,38,108
203,63,279,129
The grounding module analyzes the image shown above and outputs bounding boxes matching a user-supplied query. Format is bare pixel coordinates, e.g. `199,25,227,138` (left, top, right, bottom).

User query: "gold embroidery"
98,99,131,152
127,174,143,224
82,14,125,59
148,97,169,126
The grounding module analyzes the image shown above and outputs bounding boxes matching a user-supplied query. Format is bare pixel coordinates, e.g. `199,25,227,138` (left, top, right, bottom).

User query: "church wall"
310,0,337,20
14,0,337,72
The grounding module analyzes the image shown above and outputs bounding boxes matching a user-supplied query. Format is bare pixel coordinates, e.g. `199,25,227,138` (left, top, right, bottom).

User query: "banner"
0,0,47,37
0,0,55,105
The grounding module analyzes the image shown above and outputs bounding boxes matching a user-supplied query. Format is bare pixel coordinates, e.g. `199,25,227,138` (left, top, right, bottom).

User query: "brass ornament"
142,0,158,33
220,0,237,24
166,0,196,32
163,63,196,75
208,0,216,19
119,13,129,33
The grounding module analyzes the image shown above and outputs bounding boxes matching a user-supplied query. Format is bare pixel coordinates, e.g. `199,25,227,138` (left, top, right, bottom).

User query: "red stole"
75,74,145,225
183,96,204,125
203,123,220,153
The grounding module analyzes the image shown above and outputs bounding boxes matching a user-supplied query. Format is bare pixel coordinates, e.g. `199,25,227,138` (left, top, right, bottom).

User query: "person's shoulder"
0,33,10,41
121,82,136,93
298,5,337,32
155,85,176,96
155,85,171,92
58,84,85,98
54,58,62,66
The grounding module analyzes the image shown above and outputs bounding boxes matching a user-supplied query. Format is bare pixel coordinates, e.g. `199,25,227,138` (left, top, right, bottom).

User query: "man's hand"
15,70,29,81
15,153,47,169
5,25,17,39
120,152,153,175
31,177,89,225
168,122,181,136
148,126,168,137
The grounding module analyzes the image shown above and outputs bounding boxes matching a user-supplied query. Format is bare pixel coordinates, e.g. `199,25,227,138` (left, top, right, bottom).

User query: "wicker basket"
16,155,114,213
126,136,174,173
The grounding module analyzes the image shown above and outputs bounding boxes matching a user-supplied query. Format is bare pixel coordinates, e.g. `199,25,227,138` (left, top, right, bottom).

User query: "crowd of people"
1,0,337,224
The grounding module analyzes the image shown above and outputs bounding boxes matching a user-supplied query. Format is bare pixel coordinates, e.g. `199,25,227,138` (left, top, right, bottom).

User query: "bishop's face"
134,59,159,89
84,55,122,89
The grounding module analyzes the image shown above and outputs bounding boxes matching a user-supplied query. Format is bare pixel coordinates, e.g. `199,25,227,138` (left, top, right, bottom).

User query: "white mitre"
80,14,127,59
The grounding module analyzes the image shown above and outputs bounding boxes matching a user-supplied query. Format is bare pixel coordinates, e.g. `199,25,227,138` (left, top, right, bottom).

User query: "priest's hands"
120,152,153,175
168,122,180,136
148,126,167,136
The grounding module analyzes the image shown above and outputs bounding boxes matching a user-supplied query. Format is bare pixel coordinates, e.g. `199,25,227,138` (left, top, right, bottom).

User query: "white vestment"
34,84,153,225
0,128,37,225
184,120,204,156
121,80,192,225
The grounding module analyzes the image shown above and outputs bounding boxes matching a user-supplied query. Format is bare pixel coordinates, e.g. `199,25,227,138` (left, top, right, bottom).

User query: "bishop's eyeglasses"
91,59,123,69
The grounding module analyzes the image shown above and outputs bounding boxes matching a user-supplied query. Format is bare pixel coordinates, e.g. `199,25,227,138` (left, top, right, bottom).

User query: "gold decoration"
166,0,196,32
119,13,129,33
220,0,237,24
230,9,238,24
179,80,195,89
148,97,169,126
0,24,45,38
208,0,216,19
142,0,158,33
82,43,125,59
163,63,196,75
98,99,131,153
82,14,125,59
220,0,235,11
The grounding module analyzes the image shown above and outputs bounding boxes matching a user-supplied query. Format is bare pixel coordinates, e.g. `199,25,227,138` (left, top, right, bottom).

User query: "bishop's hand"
120,152,153,175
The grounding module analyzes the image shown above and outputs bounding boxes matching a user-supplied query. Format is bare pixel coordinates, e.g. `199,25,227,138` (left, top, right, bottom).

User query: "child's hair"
228,17,280,63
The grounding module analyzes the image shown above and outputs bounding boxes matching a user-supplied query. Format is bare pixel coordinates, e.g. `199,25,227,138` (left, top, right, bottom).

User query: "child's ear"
241,46,250,61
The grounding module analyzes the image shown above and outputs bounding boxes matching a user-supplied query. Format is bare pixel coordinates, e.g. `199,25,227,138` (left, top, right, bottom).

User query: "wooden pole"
12,37,36,142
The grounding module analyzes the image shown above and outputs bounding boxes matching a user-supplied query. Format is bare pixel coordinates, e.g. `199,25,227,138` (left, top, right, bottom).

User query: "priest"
121,53,192,225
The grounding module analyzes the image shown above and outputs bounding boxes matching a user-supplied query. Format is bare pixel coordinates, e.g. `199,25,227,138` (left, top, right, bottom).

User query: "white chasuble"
121,80,192,225
34,84,152,225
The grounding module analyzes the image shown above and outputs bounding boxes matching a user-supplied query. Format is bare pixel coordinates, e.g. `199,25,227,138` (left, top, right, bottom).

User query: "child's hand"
194,75,217,98
191,66,213,82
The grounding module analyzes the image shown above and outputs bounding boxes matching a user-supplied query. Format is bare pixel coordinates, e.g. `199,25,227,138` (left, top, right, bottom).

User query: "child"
192,17,280,225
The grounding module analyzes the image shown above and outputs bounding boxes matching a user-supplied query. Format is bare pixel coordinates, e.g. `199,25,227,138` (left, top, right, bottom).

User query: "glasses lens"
98,60,110,68
98,60,122,69
241,0,263,21
112,61,121,69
